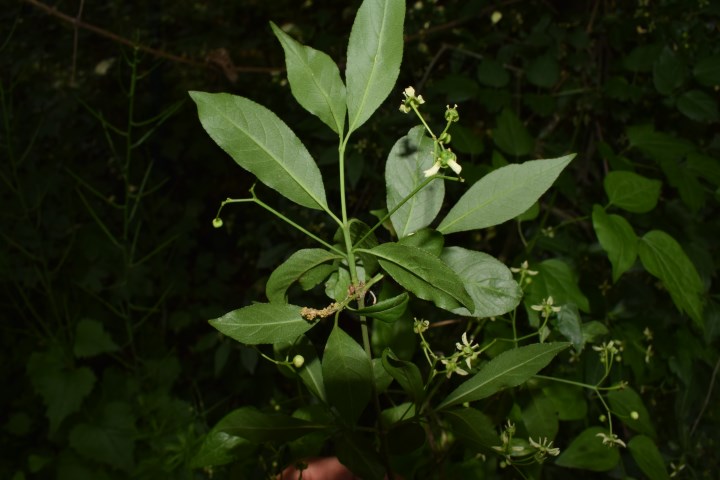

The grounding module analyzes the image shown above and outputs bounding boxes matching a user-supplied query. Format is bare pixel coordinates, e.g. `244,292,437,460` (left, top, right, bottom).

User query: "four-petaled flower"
456,332,480,369
531,296,562,318
424,148,462,177
596,432,627,448
440,357,468,378
399,86,425,113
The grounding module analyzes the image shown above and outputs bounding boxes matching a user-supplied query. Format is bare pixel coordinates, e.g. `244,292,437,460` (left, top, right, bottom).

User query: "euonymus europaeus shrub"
189,1,707,478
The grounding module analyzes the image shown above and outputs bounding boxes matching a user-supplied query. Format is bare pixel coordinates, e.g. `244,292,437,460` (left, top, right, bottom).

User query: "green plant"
185,1,626,478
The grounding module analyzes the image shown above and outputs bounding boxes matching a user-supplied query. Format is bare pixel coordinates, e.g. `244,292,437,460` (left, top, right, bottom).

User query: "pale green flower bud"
292,354,305,368
212,217,223,228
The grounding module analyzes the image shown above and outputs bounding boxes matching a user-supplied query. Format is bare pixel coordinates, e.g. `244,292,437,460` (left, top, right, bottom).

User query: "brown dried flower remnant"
300,302,340,321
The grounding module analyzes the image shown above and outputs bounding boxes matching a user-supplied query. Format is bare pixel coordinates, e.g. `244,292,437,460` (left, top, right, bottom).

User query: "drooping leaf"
556,304,585,352
638,230,704,328
270,22,346,134
438,342,570,409
73,319,119,358
191,429,253,468
603,171,662,213
437,155,574,234
360,243,474,312
607,387,656,439
354,292,409,323
677,89,719,123
443,408,499,451
275,335,326,401
492,108,535,156
345,0,405,134
322,326,373,424
336,432,386,480
213,406,326,444
555,427,620,471
209,303,316,345
27,347,96,434
68,402,136,471
440,246,522,318
382,348,424,404
653,47,686,95
592,205,638,282
189,91,328,210
628,435,670,480
266,249,342,303
386,126,444,237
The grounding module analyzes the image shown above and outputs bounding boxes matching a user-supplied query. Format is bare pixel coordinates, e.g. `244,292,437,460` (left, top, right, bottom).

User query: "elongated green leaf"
398,227,444,256
638,230,704,328
653,47,686,95
270,22,346,134
628,435,670,480
438,342,570,409
382,348,424,404
355,292,409,323
677,89,719,123
442,408,499,450
323,326,373,424
209,303,315,345
336,432,386,480
438,155,574,234
603,171,662,213
360,243,474,312
607,387,656,439
556,304,584,352
592,205,637,282
386,126,445,237
266,249,342,303
441,246,522,318
345,0,405,133
493,108,534,156
191,428,253,468
626,125,695,163
275,336,326,401
189,91,327,210
555,427,620,471
215,406,326,443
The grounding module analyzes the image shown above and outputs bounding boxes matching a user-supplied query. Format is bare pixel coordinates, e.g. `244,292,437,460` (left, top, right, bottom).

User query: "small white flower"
447,158,462,174
423,161,441,177
596,432,626,448
441,357,468,378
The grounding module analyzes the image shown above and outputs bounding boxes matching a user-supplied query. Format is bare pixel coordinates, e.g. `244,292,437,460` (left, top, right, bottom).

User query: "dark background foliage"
1,0,718,478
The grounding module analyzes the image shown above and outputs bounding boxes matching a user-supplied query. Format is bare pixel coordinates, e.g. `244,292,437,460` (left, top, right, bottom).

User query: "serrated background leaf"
638,230,704,328
438,342,570,409
441,246,522,318
438,155,573,234
270,22,346,134
209,303,316,345
345,0,405,134
386,126,444,237
189,91,328,210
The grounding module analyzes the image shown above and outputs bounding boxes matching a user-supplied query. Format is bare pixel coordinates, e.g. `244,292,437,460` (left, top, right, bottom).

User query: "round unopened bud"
212,217,223,228
630,411,639,420
439,132,452,144
599,414,607,422
292,354,305,368
444,104,460,123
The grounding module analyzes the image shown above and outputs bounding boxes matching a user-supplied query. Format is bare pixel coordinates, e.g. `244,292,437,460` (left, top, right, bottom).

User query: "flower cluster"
592,339,623,365
492,421,560,465
423,148,462,177
531,296,562,319
399,86,425,113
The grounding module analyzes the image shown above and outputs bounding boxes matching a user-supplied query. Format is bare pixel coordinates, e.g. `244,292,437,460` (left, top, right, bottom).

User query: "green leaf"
603,171,662,213
522,392,559,439
526,54,560,88
345,0,405,134
638,230,704,328
493,108,535,156
382,348,424,404
626,125,695,163
442,408,499,450
336,432,386,480
438,342,570,409
27,347,96,434
361,243,474,312
607,387,656,439
543,384,587,421
209,303,316,345
386,126,445,237
592,205,638,282
275,336,326,401
628,435,670,480
440,246,522,318
556,304,585,352
677,89,719,123
73,319,119,358
214,406,326,443
693,55,720,87
323,326,373,424
266,249,342,303
528,259,590,313
68,402,136,471
189,91,328,210
555,427,620,471
191,428,253,468
355,292,409,323
653,47,686,95
437,155,574,234
448,124,485,154
270,22,346,134
477,58,510,88
398,227,444,256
